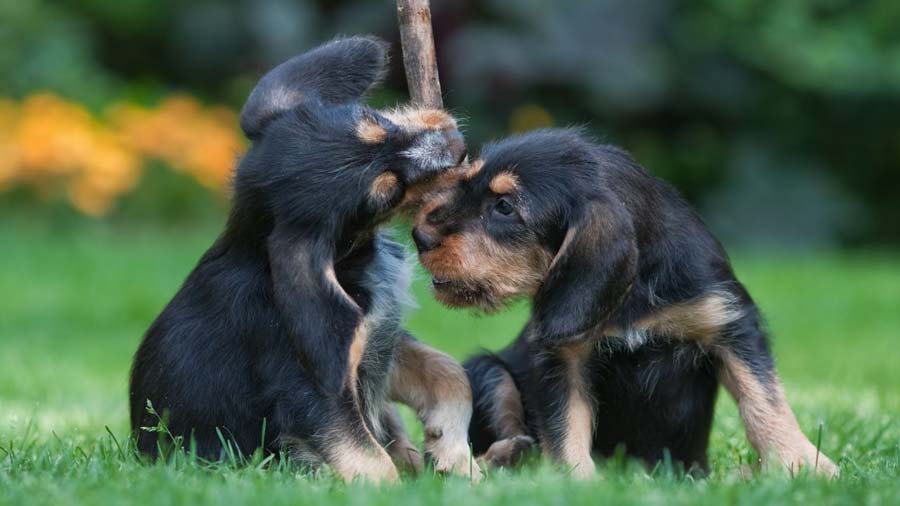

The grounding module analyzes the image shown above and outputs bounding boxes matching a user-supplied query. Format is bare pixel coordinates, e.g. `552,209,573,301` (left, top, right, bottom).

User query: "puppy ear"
533,197,637,345
241,36,390,139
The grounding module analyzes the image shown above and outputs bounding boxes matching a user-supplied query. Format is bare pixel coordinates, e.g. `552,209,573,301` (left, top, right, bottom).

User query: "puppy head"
234,36,465,256
413,129,637,341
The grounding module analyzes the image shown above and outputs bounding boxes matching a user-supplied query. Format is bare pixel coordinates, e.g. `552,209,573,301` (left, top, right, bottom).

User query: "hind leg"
717,315,839,476
716,314,838,477
272,374,398,483
380,403,424,475
465,354,535,468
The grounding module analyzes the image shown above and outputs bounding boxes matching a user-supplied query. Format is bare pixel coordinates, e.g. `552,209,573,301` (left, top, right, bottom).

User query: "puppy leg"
323,323,399,483
389,333,482,480
465,354,535,468
267,230,398,483
381,403,424,476
274,390,398,483
717,321,838,477
532,341,595,479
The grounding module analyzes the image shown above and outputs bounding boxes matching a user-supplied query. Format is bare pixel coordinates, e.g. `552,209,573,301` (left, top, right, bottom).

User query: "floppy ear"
532,197,637,345
241,36,389,139
267,224,364,394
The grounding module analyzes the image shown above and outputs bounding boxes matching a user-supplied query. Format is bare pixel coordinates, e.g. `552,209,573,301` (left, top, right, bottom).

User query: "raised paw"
478,435,536,469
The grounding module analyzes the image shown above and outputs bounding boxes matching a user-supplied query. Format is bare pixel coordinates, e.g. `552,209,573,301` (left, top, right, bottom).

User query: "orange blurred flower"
0,92,246,216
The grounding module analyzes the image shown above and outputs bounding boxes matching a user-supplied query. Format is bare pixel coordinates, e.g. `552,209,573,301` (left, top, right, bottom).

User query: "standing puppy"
130,37,480,483
412,128,838,478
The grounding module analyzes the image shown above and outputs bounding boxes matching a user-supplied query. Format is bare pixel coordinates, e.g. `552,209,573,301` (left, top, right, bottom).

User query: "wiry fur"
413,128,838,478
129,36,477,483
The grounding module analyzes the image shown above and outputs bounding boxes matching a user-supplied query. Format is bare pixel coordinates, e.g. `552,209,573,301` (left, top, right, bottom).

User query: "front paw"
430,444,483,482
388,444,425,476
769,444,839,478
478,435,535,468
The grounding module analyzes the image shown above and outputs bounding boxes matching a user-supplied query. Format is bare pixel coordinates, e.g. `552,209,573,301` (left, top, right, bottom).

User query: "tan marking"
419,230,552,310
489,171,519,194
279,432,398,483
356,117,387,143
557,343,595,479
369,172,399,203
396,165,468,215
382,403,424,475
346,324,368,390
491,373,528,439
389,336,482,480
473,368,532,468
381,106,457,132
408,188,452,221
462,159,484,180
607,291,745,344
325,435,399,483
324,264,361,312
718,352,838,477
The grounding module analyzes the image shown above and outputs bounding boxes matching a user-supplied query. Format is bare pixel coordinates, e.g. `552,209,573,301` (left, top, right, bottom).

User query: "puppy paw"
328,443,400,484
389,444,425,476
567,457,596,480
769,444,839,478
431,444,483,482
478,435,535,468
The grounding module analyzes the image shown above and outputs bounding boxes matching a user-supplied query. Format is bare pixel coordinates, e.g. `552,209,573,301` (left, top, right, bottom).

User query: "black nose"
412,227,441,253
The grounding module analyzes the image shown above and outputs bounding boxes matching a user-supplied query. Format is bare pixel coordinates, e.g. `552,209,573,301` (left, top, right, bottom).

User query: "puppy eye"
493,197,515,217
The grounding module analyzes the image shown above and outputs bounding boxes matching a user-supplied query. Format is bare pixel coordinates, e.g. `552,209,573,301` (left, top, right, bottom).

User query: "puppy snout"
412,227,441,253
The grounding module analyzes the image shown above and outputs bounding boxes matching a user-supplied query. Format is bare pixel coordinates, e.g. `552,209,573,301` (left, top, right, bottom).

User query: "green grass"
1,216,898,505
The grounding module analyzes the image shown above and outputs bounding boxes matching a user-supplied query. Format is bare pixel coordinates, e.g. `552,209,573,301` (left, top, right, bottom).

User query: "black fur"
415,128,792,472
129,36,465,467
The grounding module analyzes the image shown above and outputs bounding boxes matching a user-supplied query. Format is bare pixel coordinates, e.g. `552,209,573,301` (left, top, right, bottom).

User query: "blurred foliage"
0,0,898,246
0,94,241,215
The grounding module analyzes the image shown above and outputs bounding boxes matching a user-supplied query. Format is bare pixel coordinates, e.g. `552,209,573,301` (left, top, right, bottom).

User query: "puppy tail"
240,35,390,139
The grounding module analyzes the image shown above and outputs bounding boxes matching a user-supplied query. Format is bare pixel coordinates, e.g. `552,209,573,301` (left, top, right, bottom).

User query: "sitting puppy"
130,36,480,483
411,128,838,478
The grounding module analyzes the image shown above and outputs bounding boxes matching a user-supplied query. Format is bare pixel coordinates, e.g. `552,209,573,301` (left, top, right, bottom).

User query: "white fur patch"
401,131,454,173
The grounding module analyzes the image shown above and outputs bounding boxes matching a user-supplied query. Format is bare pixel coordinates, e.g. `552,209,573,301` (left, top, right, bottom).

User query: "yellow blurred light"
2,92,246,216
508,104,553,133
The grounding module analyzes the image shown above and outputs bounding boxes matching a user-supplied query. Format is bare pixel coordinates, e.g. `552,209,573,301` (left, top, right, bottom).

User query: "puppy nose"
412,227,441,253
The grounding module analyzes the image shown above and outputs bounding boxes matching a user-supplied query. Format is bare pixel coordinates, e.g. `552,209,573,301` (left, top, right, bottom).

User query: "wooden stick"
396,0,443,108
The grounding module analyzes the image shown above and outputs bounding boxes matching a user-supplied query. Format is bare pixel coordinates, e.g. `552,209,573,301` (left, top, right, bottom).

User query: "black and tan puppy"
411,128,838,478
129,37,480,483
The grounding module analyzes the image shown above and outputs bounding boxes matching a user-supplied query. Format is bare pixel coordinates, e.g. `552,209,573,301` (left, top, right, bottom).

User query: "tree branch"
397,0,443,108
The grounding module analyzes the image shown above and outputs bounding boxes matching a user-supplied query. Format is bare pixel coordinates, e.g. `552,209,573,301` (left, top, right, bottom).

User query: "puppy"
129,36,480,483
411,128,839,478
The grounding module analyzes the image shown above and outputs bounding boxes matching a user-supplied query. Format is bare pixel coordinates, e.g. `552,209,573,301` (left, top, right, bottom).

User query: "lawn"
1,216,898,505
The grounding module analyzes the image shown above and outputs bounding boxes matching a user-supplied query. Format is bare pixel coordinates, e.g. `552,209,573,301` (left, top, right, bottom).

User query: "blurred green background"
2,0,900,247
1,1,898,504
